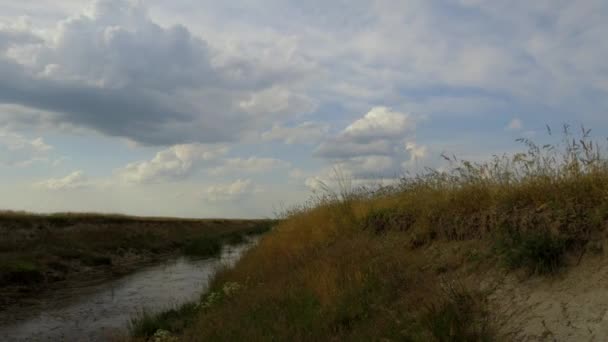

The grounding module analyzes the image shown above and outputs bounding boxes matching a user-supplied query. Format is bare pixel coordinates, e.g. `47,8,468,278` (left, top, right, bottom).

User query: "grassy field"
128,127,608,341
0,212,273,307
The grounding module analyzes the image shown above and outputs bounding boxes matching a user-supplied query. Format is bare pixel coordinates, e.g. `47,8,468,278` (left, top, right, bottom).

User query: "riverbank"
0,212,273,308
0,239,258,342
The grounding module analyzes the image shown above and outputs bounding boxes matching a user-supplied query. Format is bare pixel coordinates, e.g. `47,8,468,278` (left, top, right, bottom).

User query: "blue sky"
0,0,606,218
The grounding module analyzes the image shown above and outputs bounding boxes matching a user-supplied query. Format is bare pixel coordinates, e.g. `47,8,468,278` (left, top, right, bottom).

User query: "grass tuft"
421,282,493,342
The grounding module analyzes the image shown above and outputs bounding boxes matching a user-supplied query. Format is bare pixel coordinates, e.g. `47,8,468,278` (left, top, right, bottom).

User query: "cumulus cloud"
262,122,329,145
117,143,228,184
35,170,88,190
0,0,316,146
314,107,412,161
204,179,257,202
313,107,423,180
343,107,413,141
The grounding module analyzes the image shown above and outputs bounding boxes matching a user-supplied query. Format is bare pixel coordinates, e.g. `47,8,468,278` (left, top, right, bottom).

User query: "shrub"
497,229,568,274
421,282,493,342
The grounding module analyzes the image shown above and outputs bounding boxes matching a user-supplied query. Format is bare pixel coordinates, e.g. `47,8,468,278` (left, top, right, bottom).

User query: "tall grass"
133,126,608,341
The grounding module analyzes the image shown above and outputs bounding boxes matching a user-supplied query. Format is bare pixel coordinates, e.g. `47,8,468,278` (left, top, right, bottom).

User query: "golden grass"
131,127,608,340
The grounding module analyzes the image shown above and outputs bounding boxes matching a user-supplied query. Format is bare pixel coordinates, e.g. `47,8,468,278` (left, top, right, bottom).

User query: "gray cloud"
0,0,314,146
262,121,329,145
0,29,42,51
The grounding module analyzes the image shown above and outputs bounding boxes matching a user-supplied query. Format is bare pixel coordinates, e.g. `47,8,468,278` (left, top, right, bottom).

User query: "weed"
129,302,199,338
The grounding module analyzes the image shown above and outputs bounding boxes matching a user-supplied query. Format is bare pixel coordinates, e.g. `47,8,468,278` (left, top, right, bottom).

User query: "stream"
0,238,257,341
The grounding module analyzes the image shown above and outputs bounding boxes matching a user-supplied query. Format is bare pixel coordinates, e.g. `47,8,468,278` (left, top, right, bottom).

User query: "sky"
0,0,607,218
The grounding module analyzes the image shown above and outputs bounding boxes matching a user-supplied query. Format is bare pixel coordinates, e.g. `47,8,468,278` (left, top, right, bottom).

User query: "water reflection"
0,239,256,342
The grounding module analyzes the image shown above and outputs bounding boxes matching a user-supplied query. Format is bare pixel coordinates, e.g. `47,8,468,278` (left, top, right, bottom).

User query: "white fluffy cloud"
344,107,412,140
204,179,257,202
117,143,228,184
313,107,424,180
315,107,412,160
35,170,88,190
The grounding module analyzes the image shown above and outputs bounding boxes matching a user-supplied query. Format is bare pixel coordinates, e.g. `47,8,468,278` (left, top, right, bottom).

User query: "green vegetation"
0,259,43,286
0,214,274,299
496,229,568,274
128,126,608,341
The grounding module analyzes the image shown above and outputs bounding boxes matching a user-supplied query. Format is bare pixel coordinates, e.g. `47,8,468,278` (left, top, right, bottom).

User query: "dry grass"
132,126,608,340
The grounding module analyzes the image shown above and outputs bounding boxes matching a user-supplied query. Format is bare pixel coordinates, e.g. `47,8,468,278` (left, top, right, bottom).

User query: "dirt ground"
483,253,608,341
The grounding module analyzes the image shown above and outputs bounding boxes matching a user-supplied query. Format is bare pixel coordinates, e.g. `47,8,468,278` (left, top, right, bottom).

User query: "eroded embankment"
486,255,608,341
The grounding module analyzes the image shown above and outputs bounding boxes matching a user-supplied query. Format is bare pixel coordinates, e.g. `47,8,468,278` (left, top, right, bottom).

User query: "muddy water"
0,239,257,342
